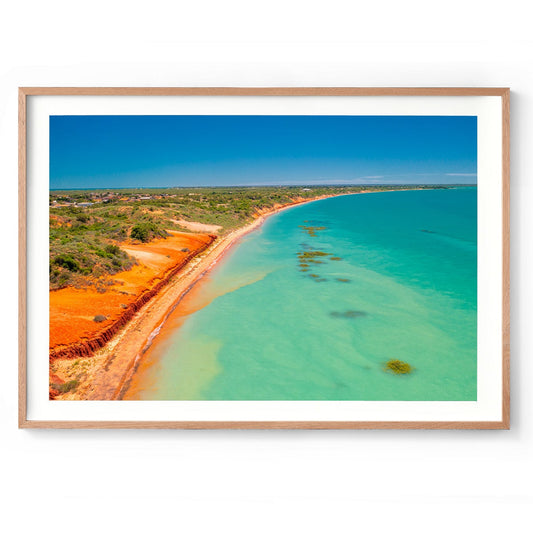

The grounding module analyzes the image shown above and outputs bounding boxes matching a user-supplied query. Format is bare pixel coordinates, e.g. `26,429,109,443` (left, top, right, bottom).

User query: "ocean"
124,188,477,401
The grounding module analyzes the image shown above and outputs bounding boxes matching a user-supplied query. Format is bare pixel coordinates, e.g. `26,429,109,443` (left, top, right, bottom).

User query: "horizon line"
50,183,478,191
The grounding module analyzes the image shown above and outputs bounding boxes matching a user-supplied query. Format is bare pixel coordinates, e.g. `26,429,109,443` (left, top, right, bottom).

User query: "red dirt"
49,231,215,360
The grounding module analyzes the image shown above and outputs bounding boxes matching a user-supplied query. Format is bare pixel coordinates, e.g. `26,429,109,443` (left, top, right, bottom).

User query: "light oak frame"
18,87,510,429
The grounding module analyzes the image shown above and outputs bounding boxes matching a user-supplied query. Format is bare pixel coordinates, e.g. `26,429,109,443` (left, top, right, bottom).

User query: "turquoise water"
127,188,477,401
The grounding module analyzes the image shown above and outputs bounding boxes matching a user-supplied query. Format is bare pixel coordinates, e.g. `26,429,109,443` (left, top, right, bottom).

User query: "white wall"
0,1,530,531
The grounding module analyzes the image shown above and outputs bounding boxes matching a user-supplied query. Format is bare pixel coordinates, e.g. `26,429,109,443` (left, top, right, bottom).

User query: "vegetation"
299,225,327,237
130,222,168,242
49,207,141,289
384,359,413,374
50,380,79,394
50,185,452,289
296,243,344,283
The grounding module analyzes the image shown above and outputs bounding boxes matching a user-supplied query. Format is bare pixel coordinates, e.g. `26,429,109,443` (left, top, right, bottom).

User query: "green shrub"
130,224,150,242
104,244,121,255
52,254,80,272
130,222,167,242
53,271,71,288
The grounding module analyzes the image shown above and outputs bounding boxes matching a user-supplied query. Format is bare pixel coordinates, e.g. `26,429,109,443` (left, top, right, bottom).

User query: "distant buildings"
50,190,184,208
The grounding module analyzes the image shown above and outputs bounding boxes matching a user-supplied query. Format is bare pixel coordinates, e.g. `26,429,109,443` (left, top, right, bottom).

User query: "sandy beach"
51,193,350,399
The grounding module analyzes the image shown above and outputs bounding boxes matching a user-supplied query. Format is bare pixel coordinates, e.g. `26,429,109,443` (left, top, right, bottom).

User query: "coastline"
54,188,431,400
49,233,216,361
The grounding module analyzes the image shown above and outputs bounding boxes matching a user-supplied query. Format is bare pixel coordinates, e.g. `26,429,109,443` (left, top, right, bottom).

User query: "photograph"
48,113,478,402
3,4,529,532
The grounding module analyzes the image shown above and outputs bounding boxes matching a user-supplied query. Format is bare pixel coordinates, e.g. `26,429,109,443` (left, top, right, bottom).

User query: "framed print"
19,87,510,428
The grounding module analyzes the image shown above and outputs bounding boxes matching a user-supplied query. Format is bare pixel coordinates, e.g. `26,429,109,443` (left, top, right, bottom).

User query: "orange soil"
49,231,214,351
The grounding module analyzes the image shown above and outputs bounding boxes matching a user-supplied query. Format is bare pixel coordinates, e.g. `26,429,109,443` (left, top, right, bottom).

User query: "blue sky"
50,115,477,189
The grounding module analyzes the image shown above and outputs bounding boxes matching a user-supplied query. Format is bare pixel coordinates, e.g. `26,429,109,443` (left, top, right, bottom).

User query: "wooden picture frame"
19,87,510,429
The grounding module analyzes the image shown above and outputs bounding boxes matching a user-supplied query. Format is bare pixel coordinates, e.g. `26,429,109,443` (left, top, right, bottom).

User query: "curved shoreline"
49,236,216,362
57,188,431,400
61,193,346,399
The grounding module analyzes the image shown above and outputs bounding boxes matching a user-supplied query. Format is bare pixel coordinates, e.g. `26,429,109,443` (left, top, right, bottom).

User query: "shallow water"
125,188,477,401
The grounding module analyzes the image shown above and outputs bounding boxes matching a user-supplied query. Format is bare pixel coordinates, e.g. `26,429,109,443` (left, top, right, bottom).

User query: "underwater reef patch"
329,310,367,319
